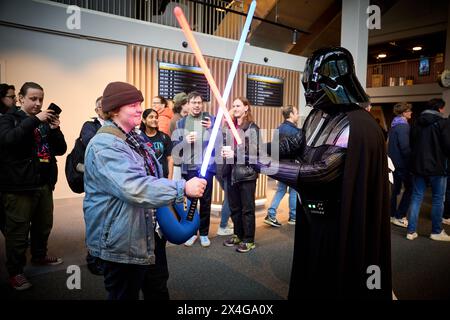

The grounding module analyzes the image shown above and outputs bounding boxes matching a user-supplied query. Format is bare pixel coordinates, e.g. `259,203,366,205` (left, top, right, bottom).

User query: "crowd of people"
387,99,450,241
0,46,449,300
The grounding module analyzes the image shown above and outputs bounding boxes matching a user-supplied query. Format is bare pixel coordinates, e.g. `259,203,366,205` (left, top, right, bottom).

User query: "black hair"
0,83,15,99
427,98,445,112
140,108,158,132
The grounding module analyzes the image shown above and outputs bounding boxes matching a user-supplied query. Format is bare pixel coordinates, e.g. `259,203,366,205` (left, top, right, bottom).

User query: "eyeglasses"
190,101,203,105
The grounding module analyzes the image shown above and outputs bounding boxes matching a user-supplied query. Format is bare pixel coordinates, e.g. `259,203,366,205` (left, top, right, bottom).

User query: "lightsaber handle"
187,171,206,221
186,198,198,222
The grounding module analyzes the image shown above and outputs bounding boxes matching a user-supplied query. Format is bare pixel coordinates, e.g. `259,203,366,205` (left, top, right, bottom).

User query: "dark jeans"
390,168,412,219
142,234,169,300
444,176,450,219
3,185,54,276
182,170,213,236
227,176,257,243
0,192,5,236
102,233,169,300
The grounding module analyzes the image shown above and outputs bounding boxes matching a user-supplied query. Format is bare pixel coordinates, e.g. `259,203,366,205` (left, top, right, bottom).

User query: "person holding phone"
172,91,215,248
0,82,67,290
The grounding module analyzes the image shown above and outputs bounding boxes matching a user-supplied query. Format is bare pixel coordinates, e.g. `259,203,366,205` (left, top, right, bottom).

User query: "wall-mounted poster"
158,62,210,101
247,74,284,106
418,57,430,76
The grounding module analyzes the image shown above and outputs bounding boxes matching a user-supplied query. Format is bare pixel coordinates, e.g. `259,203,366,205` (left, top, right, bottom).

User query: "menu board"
247,74,284,106
158,62,210,101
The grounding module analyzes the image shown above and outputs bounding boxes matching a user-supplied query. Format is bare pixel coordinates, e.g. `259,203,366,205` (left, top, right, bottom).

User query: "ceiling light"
412,46,422,51
377,53,387,59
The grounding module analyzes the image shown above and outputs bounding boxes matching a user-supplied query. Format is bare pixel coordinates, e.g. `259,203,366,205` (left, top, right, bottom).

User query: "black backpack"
65,137,86,193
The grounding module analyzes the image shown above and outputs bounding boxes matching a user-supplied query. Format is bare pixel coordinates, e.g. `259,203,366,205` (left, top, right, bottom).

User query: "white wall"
0,25,127,199
0,0,308,198
0,0,306,72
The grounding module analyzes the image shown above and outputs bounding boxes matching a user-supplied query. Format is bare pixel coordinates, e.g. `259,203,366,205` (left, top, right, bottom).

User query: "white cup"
222,146,232,158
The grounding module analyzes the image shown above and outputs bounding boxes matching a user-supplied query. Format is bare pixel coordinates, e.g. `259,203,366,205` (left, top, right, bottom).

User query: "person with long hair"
222,97,260,253
140,108,173,179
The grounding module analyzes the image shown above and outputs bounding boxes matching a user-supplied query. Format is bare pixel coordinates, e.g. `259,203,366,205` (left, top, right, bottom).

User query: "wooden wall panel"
127,45,300,206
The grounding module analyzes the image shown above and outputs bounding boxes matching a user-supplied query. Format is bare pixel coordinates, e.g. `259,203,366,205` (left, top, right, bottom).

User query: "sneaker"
264,215,281,227
442,218,450,226
288,218,296,225
200,236,211,247
223,235,241,247
406,232,418,240
430,230,450,242
236,242,256,253
217,226,234,236
9,274,32,291
184,235,198,247
31,255,63,266
392,217,408,228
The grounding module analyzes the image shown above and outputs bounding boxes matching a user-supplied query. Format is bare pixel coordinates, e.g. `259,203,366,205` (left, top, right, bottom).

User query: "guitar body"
155,200,200,245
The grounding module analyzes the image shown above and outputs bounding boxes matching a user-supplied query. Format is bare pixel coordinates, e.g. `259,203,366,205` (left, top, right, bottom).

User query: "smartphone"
202,114,210,122
48,103,62,115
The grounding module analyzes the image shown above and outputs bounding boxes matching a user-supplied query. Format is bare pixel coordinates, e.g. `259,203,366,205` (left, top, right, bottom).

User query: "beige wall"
127,45,301,205
0,25,127,199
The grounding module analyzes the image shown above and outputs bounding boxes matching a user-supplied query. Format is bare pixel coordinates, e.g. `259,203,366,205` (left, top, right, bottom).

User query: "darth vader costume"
259,47,391,299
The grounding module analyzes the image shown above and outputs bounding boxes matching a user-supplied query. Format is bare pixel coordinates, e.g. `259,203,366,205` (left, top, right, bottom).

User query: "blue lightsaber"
185,0,256,220
200,0,257,177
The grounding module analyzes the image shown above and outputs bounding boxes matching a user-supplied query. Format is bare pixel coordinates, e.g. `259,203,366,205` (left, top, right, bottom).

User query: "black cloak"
288,108,392,300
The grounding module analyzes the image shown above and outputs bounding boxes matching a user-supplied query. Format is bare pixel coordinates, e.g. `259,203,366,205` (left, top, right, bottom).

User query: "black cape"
288,108,392,300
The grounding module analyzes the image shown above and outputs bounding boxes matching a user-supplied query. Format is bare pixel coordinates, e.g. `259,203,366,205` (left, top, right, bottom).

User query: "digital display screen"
247,74,284,106
158,62,210,101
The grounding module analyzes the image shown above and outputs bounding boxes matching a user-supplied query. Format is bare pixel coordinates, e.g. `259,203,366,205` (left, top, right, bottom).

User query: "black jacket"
410,110,450,176
258,106,392,299
222,121,260,185
0,107,67,191
80,118,102,148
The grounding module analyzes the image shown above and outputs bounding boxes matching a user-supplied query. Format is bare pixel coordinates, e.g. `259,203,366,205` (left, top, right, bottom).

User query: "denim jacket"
83,122,186,265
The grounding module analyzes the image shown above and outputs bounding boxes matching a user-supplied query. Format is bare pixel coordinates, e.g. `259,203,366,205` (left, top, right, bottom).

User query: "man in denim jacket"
84,82,206,300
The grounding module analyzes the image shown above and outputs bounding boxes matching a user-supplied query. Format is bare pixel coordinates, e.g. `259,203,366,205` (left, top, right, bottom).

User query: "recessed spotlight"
377,53,387,59
412,46,422,51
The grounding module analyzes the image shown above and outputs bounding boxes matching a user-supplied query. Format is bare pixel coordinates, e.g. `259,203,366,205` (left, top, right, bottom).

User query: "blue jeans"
218,178,231,229
267,181,297,220
444,176,450,219
390,168,412,219
407,175,447,235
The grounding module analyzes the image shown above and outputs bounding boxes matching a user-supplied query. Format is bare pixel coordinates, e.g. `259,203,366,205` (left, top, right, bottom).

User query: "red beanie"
102,82,144,112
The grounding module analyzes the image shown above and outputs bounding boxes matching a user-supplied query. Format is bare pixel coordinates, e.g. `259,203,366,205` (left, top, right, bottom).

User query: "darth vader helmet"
302,47,369,110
